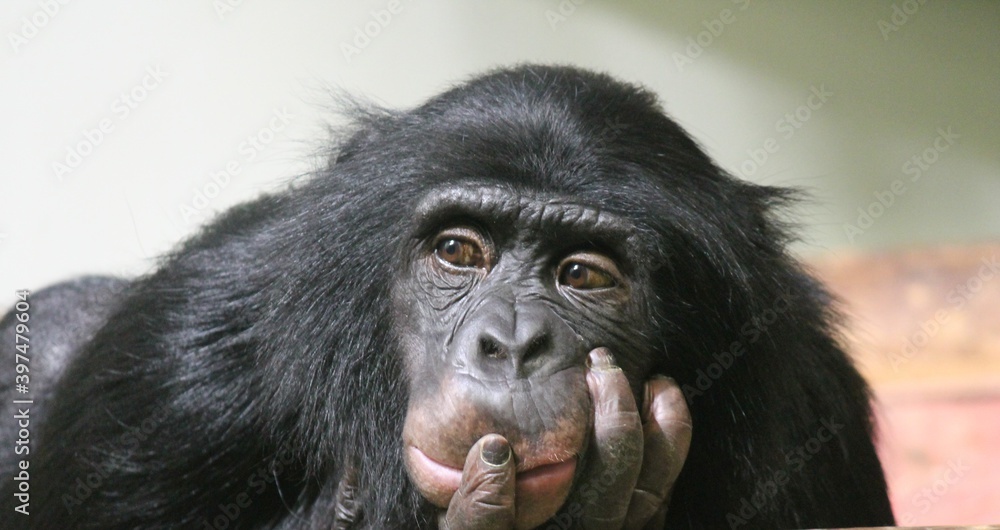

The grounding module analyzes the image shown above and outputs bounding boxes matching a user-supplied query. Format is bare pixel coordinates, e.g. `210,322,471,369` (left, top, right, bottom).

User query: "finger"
641,505,668,530
439,434,516,530
577,347,644,529
624,376,693,528
332,467,361,529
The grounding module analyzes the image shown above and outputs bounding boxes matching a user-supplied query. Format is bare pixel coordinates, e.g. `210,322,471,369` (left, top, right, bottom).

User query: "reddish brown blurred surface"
810,243,1000,526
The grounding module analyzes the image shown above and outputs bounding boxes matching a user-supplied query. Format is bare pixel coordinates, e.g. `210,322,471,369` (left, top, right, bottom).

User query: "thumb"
439,434,516,529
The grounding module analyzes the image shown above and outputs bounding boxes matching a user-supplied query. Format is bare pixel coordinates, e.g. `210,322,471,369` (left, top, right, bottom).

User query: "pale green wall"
2,1,998,298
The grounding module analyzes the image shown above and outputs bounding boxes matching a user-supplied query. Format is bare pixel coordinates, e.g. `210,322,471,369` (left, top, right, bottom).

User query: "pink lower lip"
514,458,577,497
410,447,463,492
410,447,577,494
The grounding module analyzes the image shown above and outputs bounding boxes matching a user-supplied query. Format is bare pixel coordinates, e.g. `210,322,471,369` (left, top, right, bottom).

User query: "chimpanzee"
0,64,894,529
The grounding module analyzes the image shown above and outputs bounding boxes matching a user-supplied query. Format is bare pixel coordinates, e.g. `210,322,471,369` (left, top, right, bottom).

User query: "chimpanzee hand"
439,348,693,529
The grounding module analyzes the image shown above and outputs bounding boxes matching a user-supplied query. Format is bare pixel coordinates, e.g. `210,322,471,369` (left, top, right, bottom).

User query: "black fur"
1,65,893,529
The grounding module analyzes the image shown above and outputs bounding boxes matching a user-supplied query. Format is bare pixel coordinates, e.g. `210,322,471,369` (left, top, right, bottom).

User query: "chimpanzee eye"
432,228,489,269
557,253,621,290
559,262,615,289
436,239,482,267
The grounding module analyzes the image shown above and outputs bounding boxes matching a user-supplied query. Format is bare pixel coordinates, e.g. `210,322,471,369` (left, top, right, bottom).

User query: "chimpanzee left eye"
435,238,483,268
432,227,490,270
557,254,620,290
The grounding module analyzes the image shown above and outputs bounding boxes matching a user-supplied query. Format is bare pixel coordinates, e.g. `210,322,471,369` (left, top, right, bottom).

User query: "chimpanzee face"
393,184,658,528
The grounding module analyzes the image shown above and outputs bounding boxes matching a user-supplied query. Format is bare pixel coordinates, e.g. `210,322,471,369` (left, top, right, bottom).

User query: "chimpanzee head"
366,66,727,527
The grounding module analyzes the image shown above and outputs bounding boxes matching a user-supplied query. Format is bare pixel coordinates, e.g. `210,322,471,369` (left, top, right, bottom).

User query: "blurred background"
1,1,997,525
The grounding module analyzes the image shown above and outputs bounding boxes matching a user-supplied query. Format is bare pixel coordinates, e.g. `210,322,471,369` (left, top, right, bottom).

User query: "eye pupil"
435,236,484,268
559,259,617,290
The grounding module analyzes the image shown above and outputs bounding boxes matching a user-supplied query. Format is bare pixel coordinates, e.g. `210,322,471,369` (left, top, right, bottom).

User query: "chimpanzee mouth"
407,445,578,503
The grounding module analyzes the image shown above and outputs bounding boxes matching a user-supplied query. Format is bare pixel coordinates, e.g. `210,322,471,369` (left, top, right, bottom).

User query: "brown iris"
436,238,483,267
559,262,616,289
433,227,489,270
557,251,621,290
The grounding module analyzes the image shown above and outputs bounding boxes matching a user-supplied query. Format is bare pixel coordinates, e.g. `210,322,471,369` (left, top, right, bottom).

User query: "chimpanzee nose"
476,325,551,365
452,299,573,379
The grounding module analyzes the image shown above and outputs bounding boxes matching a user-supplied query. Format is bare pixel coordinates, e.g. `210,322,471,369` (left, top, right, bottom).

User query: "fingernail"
587,348,617,371
650,374,673,382
480,437,511,467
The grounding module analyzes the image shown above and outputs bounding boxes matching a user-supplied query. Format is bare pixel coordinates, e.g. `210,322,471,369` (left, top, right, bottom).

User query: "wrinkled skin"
381,186,694,528
333,350,693,529
437,350,693,529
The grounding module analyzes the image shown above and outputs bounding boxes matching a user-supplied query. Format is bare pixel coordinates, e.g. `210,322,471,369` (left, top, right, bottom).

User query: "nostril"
479,336,507,360
523,334,551,362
